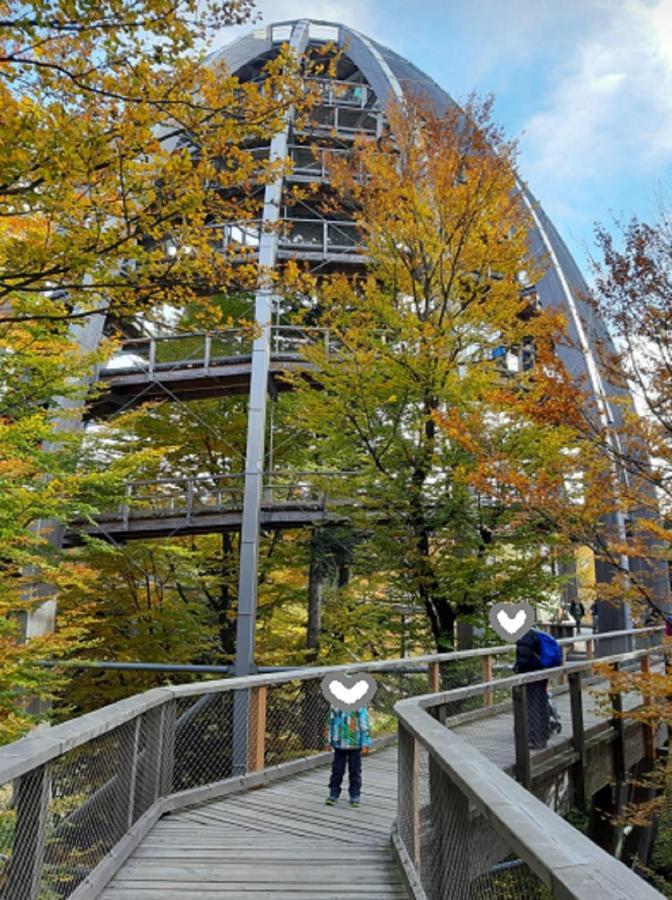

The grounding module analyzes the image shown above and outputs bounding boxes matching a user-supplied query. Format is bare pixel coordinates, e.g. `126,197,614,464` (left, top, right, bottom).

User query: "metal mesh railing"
395,636,668,900
397,733,550,899
0,626,665,899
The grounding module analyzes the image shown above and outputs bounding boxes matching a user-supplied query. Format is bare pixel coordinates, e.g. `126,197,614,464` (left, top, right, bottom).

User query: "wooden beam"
610,662,626,782
640,654,656,760
569,671,587,811
428,660,440,694
482,655,494,706
512,685,531,789
247,685,267,772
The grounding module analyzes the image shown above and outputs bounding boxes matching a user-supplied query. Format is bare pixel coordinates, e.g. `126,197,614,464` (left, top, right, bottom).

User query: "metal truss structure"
25,19,668,676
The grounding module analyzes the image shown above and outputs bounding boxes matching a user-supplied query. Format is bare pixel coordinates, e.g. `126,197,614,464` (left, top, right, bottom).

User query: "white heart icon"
497,609,526,634
320,672,378,711
328,679,369,705
488,602,535,641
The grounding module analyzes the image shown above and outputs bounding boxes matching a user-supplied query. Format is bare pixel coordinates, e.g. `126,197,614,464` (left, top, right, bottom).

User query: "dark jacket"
515,628,543,674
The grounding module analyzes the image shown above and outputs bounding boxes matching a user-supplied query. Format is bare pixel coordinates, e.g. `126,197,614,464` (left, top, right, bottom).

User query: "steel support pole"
232,20,310,774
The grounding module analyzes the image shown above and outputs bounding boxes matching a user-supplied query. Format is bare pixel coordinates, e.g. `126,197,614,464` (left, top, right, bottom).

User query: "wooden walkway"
100,746,409,899
454,666,658,770
99,664,658,899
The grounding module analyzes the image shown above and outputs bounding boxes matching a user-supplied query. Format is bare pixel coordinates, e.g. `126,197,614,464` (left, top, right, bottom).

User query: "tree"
283,97,592,651
0,0,318,738
587,208,672,615
586,205,672,881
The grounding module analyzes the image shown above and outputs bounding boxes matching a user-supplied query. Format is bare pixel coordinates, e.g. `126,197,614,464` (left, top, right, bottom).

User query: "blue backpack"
536,630,563,668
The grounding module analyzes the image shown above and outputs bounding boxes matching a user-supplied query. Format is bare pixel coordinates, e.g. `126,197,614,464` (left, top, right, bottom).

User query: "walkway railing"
0,627,663,899
205,218,362,257
100,325,332,378
108,470,351,527
394,632,668,900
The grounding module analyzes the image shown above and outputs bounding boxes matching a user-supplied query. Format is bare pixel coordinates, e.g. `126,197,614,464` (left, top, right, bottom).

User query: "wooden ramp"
100,746,409,899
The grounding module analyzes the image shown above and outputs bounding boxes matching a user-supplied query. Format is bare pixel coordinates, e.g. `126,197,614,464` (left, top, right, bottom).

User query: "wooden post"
159,700,176,797
122,716,142,831
559,643,570,685
412,737,421,870
247,685,267,772
586,637,594,661
398,726,421,872
640,654,656,760
569,671,587,811
148,337,156,374
6,764,50,900
512,685,531,789
610,662,626,782
428,660,440,694
482,655,494,707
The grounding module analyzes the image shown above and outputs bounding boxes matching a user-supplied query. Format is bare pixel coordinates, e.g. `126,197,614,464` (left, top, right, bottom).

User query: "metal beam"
233,19,311,680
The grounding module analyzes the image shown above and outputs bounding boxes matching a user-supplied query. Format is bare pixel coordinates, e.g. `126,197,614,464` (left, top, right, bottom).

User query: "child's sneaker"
325,796,338,806
349,798,361,808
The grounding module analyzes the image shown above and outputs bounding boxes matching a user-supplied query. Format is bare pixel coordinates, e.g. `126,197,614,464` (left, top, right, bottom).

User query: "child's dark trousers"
328,748,362,800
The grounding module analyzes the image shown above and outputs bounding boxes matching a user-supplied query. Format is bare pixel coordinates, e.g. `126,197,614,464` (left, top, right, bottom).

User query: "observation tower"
53,20,667,674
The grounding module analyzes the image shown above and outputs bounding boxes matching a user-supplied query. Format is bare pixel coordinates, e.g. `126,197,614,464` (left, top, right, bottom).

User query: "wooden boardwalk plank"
101,665,655,899
100,745,409,899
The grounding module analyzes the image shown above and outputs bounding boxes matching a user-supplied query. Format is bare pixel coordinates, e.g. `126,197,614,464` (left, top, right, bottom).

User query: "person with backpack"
514,626,563,750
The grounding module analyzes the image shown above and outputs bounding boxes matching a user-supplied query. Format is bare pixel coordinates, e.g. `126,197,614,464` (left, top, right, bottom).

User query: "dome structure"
209,20,667,665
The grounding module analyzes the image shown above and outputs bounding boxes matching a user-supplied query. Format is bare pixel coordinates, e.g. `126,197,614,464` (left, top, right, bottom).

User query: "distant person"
514,627,561,750
569,599,585,635
325,706,372,807
591,602,599,633
666,613,672,638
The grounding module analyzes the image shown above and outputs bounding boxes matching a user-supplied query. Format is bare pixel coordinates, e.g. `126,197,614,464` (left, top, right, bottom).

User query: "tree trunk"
307,532,323,662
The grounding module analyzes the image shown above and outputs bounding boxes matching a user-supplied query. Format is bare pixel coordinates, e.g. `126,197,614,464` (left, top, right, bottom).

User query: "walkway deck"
99,664,657,899
100,746,408,899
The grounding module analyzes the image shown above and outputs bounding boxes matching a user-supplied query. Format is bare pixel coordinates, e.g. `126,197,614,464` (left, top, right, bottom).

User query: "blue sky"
214,0,672,275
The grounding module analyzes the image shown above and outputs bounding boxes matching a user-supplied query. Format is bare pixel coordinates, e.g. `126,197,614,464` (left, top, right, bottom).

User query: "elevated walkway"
0,628,666,900
88,327,325,419
100,746,405,899
62,472,347,546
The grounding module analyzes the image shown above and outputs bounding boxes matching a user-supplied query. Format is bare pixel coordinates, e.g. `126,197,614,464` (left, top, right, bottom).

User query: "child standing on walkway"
325,706,372,807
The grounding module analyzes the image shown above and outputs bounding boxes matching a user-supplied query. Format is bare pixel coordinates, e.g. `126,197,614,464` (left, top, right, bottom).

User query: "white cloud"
521,0,672,188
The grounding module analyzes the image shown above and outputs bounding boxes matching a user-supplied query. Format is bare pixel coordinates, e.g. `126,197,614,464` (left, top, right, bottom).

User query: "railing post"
116,717,141,832
482,654,493,706
247,685,267,772
610,662,627,782
148,338,156,375
640,653,656,760
122,482,131,529
6,763,50,900
559,642,571,685
186,478,194,524
428,660,440,694
586,636,594,661
323,220,328,256
569,671,587,811
512,685,531,789
204,333,211,370
398,725,421,873
159,700,176,797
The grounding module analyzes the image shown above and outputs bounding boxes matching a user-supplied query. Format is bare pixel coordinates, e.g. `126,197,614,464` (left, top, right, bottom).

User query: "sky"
211,0,672,277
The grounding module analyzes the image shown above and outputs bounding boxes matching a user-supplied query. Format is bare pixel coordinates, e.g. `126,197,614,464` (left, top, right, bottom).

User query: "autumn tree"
583,206,672,882
586,208,672,616
283,97,595,651
0,0,319,738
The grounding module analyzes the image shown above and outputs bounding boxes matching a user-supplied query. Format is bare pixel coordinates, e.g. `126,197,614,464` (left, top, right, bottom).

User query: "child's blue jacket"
328,707,372,749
